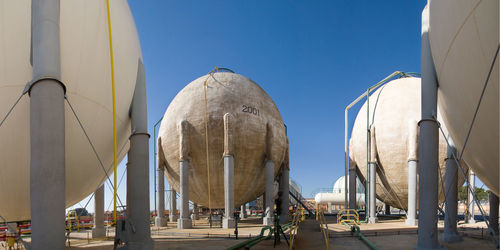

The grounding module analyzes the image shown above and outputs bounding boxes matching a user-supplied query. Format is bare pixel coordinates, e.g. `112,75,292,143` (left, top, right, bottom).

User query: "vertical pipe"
223,155,235,228
416,4,441,249
264,160,275,225
345,109,349,209
279,166,290,223
169,189,177,222
92,184,106,238
442,139,462,242
127,60,153,248
178,160,192,229
468,172,476,224
489,191,499,236
406,120,418,226
30,0,65,249
368,126,377,223
154,165,167,227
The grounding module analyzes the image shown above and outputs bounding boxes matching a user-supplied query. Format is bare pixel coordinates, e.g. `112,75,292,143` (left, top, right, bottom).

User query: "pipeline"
342,222,378,250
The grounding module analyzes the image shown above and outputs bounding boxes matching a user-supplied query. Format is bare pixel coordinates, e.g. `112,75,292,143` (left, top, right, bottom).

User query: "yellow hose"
106,0,118,225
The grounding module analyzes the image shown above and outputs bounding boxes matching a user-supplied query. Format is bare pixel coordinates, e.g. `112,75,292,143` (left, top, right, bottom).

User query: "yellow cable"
106,0,118,225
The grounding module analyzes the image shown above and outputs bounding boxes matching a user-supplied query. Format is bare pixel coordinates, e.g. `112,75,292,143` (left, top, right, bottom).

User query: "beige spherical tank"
349,77,466,209
429,0,499,195
158,72,288,208
0,0,142,221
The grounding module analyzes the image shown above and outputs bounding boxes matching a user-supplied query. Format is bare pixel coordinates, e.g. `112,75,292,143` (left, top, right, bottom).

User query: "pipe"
343,222,379,250
30,0,65,249
416,4,441,249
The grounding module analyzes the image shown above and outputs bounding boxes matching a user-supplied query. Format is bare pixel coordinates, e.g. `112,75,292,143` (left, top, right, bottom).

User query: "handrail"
337,209,359,225
289,206,303,250
318,209,330,250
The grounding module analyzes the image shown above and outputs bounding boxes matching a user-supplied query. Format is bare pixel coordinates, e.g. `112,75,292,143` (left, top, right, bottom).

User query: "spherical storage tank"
429,0,499,195
158,71,288,208
0,0,142,221
349,77,466,209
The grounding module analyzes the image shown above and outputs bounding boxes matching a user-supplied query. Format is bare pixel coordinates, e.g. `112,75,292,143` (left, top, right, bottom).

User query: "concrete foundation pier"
415,5,443,249
178,160,192,229
442,140,462,243
279,164,290,224
30,1,66,249
127,60,154,248
92,184,106,238
155,165,168,227
223,155,235,229
169,189,177,222
467,172,476,224
489,191,499,237
406,121,418,226
263,160,275,226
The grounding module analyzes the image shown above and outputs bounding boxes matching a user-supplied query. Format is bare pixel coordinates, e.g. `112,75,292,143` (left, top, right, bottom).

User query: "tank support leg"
264,160,275,226
406,160,417,226
30,1,65,249
169,188,177,222
489,192,499,237
127,60,154,249
279,165,290,223
368,162,377,223
467,172,476,224
349,166,357,209
223,155,235,228
241,204,247,219
442,139,462,243
92,184,106,238
178,160,192,229
385,204,390,215
155,165,168,227
191,203,199,220
415,5,443,249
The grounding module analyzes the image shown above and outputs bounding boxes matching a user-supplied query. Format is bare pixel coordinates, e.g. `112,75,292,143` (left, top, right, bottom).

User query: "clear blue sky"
72,0,432,213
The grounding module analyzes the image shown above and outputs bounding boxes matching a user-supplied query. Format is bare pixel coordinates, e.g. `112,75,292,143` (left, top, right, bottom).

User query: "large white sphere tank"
0,0,142,221
349,77,466,209
158,72,288,208
429,0,499,195
332,175,364,194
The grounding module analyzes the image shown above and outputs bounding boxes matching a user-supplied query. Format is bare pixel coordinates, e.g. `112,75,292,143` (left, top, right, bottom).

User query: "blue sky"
72,0,433,212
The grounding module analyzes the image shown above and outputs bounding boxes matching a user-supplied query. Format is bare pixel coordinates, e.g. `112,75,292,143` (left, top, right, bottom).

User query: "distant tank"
429,0,499,195
315,175,371,206
349,77,466,209
158,71,288,208
0,0,142,221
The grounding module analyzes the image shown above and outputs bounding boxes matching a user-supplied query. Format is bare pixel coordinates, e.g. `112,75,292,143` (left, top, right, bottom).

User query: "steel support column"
442,140,462,242
92,184,106,238
415,4,442,249
155,165,168,227
263,160,275,226
30,0,65,249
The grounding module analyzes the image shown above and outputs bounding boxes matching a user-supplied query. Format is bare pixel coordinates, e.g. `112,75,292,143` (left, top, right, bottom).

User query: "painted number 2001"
242,105,259,116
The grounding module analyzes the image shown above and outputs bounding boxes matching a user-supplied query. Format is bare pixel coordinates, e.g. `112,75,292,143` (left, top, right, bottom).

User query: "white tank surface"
158,72,288,208
0,0,142,221
349,77,466,209
315,175,382,206
429,0,499,195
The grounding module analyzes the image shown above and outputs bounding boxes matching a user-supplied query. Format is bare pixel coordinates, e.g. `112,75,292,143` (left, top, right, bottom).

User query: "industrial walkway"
292,218,327,249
